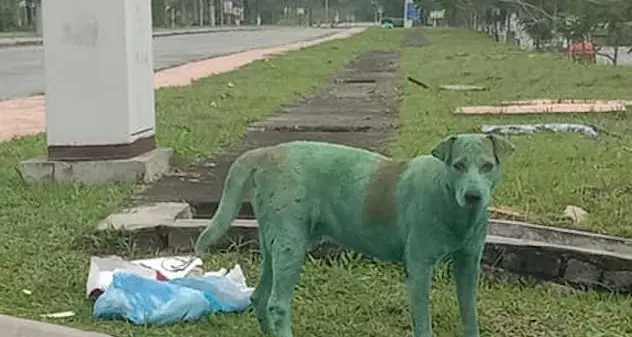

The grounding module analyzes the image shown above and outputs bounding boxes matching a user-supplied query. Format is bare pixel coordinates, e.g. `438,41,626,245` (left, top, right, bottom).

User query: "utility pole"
219,0,224,25
210,0,216,26
199,0,204,25
324,0,329,25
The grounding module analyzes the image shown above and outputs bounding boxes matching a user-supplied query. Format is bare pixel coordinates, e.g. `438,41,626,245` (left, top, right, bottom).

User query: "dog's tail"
194,149,261,255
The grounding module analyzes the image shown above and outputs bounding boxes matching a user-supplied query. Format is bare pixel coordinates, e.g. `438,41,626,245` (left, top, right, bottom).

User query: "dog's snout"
464,191,482,204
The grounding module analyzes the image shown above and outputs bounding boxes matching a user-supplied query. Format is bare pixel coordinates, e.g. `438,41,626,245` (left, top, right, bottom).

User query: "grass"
1,27,632,337
395,28,632,237
37,252,632,337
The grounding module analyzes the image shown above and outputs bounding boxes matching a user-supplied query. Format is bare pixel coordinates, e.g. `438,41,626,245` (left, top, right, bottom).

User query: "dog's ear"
431,135,457,162
487,134,515,163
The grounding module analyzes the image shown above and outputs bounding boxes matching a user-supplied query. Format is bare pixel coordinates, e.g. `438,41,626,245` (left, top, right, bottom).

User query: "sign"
429,9,445,20
406,2,420,21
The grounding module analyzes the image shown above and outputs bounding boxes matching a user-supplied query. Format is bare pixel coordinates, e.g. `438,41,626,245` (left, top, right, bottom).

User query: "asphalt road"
0,27,346,100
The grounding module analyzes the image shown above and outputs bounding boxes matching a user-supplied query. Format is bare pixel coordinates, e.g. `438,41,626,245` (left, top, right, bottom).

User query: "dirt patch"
140,130,396,218
136,50,401,219
403,29,430,47
249,114,397,132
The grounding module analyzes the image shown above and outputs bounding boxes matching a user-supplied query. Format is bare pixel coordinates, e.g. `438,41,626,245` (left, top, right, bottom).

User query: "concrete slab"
280,98,396,114
248,113,396,132
97,202,192,231
20,148,172,185
0,315,112,337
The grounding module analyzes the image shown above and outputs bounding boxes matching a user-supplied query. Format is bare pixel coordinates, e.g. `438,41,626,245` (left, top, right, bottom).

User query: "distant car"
381,17,404,28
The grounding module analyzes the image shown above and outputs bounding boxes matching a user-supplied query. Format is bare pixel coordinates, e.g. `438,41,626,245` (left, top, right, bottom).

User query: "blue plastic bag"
93,271,251,325
170,275,251,313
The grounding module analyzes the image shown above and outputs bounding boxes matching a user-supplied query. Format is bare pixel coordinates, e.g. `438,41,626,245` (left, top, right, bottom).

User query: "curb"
0,26,268,49
94,202,632,294
0,314,112,337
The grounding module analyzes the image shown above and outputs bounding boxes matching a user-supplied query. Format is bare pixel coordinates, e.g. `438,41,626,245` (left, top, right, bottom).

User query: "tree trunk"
210,0,216,26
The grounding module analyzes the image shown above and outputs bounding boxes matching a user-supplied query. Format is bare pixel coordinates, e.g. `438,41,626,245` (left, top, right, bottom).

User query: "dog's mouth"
456,192,487,209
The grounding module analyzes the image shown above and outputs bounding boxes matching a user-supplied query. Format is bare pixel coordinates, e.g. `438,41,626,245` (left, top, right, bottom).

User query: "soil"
403,29,431,48
137,49,403,218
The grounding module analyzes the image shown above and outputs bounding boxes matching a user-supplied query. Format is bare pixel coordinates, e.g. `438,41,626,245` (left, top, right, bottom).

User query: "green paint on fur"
195,134,514,337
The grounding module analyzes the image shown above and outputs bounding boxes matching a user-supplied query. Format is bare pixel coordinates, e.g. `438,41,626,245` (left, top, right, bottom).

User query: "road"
596,46,632,66
0,27,345,100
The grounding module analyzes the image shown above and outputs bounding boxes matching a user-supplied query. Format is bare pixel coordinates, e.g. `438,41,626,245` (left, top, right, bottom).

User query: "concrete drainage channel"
96,42,632,295
99,202,632,294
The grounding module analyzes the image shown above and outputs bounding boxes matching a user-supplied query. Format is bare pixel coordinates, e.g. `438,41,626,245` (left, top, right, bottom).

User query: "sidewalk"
0,27,365,142
0,25,268,48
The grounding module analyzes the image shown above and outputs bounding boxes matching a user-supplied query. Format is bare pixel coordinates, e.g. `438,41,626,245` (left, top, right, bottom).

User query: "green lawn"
395,28,632,237
2,28,632,337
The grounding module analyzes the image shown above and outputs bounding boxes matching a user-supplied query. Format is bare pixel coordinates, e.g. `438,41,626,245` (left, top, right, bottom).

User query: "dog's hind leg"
263,215,309,337
252,229,274,334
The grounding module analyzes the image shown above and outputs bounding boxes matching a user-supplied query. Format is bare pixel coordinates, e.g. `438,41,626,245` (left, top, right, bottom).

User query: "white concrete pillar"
42,0,156,161
403,0,415,28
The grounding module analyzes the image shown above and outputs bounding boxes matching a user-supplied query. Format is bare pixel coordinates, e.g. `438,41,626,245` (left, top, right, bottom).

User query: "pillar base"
47,135,156,161
20,147,172,185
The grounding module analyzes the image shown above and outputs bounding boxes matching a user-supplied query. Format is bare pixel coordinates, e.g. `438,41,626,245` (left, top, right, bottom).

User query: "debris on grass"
488,206,526,220
40,311,76,319
500,98,632,106
482,123,600,139
406,76,430,88
92,260,253,325
455,102,627,114
86,256,205,300
439,84,487,91
563,205,589,224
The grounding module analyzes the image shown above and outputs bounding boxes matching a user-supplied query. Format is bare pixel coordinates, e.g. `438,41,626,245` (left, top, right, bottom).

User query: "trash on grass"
86,255,205,300
406,76,430,89
488,206,525,219
439,84,487,91
500,98,632,107
456,102,626,115
40,311,76,319
89,255,253,325
132,256,204,280
86,256,163,300
563,205,589,224
21,289,32,295
481,123,600,139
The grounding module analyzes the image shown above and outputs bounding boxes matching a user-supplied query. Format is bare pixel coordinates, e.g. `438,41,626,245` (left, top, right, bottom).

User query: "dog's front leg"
405,255,436,337
452,247,484,337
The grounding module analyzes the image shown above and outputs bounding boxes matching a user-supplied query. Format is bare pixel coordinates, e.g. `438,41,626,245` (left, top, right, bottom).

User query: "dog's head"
431,133,514,208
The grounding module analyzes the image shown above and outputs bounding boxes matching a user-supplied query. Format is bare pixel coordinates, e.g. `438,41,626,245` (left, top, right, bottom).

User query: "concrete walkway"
0,28,365,143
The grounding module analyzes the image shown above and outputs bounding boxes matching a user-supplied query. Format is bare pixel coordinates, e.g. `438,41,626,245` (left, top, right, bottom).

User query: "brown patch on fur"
249,145,287,171
363,158,408,223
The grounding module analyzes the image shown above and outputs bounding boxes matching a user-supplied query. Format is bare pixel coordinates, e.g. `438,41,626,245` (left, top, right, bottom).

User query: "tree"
414,0,632,65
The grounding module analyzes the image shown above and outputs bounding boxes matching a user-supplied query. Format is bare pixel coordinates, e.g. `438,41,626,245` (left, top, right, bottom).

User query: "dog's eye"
481,162,494,173
452,162,466,172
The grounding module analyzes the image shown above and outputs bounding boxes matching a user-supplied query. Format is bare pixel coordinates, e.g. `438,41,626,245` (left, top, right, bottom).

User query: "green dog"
195,133,514,337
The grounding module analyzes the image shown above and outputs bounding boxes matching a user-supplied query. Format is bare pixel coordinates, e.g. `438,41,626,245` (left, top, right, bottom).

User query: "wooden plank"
439,84,487,91
455,103,627,115
499,99,632,106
